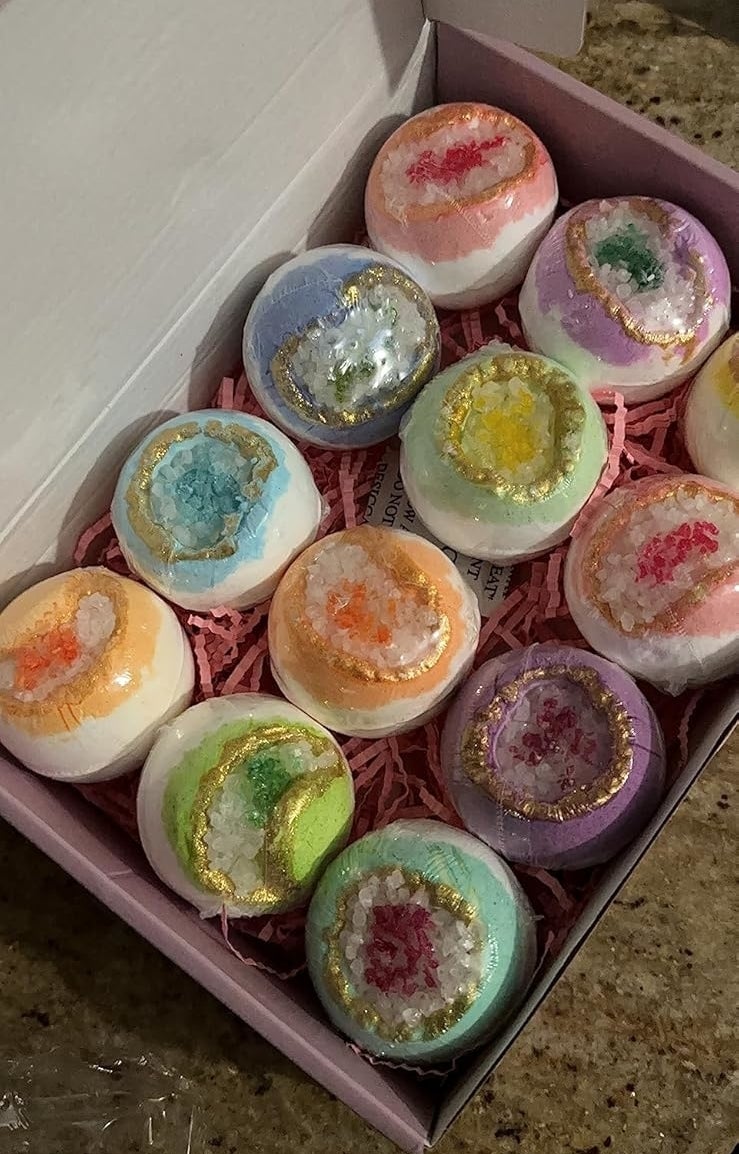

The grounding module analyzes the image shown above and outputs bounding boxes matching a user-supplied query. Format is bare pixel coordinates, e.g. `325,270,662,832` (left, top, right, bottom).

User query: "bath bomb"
683,333,739,492
520,196,731,403
137,694,354,918
365,103,558,310
242,245,440,450
112,410,322,612
268,525,480,738
0,568,194,781
306,819,536,1064
564,475,739,693
399,345,607,563
442,645,666,870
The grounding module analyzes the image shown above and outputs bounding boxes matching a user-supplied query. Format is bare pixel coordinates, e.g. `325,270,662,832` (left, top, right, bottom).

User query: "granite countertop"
0,3,736,1152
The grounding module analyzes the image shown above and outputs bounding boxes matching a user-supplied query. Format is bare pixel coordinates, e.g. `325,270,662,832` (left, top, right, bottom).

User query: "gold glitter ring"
462,664,634,821
584,480,739,638
565,198,710,353
125,419,277,564
438,352,585,501
189,723,345,905
372,106,538,222
293,532,451,683
323,865,481,1043
270,265,439,428
0,570,128,726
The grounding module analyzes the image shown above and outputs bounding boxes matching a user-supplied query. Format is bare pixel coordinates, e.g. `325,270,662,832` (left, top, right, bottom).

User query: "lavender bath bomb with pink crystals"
441,644,666,871
519,197,731,404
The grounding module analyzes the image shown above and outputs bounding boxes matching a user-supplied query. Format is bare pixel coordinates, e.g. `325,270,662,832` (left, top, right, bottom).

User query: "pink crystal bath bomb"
365,103,558,309
564,475,739,692
441,645,666,870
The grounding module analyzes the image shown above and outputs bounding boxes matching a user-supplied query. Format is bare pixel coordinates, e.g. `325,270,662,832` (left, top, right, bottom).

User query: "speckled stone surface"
0,4,736,1152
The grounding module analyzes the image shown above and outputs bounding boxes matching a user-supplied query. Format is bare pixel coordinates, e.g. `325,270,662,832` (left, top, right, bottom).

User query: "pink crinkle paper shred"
75,290,703,981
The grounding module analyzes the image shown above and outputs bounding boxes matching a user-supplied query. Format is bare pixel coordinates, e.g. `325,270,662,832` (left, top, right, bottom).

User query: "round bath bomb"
268,525,480,738
365,103,558,310
399,345,607,563
0,568,194,782
565,475,739,692
441,645,666,870
306,818,536,1063
683,333,739,491
137,694,354,918
242,245,440,449
520,196,731,403
112,410,322,612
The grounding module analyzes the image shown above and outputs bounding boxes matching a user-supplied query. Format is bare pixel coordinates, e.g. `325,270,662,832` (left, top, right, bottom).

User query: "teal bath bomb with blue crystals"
112,410,322,611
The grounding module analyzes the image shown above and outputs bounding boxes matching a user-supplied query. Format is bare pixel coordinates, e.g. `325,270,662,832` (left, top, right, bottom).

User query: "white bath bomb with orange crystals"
0,568,194,781
268,526,481,738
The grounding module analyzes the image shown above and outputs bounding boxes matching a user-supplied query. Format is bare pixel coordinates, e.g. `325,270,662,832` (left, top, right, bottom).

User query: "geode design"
242,245,440,450
519,196,731,402
441,645,667,871
399,347,607,564
137,695,354,918
564,475,739,692
112,410,322,612
306,820,537,1063
268,525,481,740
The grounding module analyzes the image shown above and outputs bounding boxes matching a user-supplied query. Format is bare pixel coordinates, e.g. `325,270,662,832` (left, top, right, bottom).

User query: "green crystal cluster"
240,749,294,827
594,224,665,292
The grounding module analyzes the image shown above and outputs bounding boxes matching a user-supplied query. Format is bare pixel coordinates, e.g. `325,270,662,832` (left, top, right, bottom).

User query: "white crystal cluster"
595,491,738,632
584,202,700,333
338,870,483,1033
289,285,427,415
494,680,611,801
205,770,266,896
304,542,441,670
0,593,116,703
380,119,528,213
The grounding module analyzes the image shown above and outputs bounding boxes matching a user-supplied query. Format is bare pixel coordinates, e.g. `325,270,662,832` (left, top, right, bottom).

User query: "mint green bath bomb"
306,819,536,1064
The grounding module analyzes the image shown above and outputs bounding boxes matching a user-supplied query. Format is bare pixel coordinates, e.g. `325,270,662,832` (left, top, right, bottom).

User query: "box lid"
427,0,586,54
0,0,585,600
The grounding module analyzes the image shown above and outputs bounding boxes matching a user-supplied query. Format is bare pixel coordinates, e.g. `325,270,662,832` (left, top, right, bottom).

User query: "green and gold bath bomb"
137,694,355,918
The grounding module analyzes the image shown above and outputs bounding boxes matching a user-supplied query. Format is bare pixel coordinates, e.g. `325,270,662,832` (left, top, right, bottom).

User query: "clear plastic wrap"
0,569,194,783
0,1054,200,1152
683,333,739,491
242,246,440,451
441,642,666,870
267,524,481,738
398,343,608,564
305,818,536,1065
111,410,323,613
519,196,731,403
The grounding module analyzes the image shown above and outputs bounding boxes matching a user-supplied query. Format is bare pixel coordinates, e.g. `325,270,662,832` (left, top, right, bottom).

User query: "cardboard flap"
0,0,432,596
424,0,587,55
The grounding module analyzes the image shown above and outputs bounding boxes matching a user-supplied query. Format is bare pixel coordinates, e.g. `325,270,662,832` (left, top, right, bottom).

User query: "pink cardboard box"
0,14,736,1151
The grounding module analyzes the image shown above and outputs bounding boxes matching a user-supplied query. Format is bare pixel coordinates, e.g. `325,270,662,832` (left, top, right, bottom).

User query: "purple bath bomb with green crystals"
519,196,730,404
441,644,666,871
